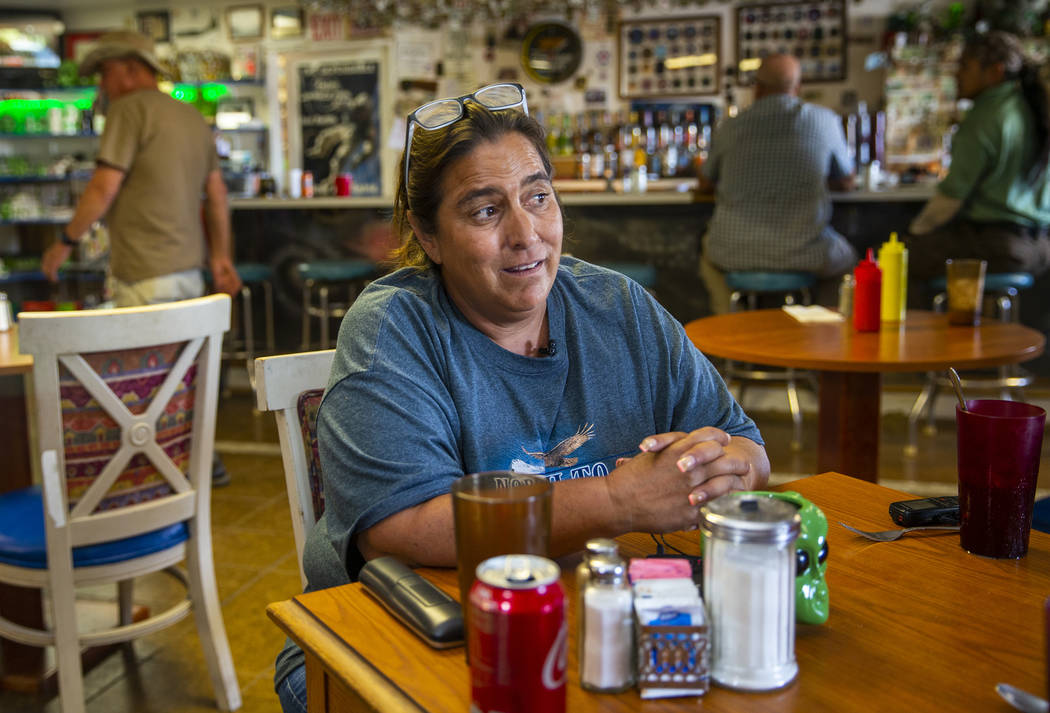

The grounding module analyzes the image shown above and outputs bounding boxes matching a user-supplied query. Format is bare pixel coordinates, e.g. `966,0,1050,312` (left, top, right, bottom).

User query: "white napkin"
781,304,845,323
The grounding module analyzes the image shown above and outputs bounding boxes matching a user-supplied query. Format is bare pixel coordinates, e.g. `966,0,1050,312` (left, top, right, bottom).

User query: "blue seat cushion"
235,262,274,283
927,272,1034,292
296,260,375,282
0,487,188,569
726,271,815,292
597,262,658,288
1033,496,1050,535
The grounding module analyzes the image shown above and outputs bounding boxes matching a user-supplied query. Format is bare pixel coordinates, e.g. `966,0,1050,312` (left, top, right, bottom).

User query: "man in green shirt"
907,31,1050,279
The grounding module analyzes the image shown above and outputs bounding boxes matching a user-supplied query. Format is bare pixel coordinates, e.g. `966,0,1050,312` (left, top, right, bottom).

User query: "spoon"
947,367,967,412
997,683,1050,713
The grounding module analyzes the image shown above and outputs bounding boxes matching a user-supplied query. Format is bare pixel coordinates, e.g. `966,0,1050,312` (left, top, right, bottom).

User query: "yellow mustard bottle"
878,231,908,323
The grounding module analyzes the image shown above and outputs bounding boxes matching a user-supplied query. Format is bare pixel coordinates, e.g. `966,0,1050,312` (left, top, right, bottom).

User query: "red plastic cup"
956,399,1045,558
335,173,352,197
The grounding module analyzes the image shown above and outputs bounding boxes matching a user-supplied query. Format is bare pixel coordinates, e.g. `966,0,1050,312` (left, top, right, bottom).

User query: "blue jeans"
276,665,307,713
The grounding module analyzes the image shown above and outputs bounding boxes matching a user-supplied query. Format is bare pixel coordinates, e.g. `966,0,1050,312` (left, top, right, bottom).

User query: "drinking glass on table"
945,258,986,326
451,471,552,659
956,399,1045,558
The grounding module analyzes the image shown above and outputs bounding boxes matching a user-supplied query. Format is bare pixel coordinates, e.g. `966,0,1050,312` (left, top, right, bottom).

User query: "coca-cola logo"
541,620,568,690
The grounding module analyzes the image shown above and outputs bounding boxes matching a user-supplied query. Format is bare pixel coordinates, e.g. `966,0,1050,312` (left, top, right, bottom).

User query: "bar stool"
207,262,275,389
297,259,377,350
724,271,817,451
904,271,1035,456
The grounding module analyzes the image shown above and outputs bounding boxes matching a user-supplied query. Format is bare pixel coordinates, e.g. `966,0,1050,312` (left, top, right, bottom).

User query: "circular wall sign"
521,22,583,84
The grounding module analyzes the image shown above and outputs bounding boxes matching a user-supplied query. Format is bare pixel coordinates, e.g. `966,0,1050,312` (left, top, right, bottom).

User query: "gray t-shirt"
319,256,761,577
97,89,218,282
703,94,854,275
274,257,762,688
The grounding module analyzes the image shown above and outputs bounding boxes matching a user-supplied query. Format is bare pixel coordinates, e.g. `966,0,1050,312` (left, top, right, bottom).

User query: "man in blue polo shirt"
907,31,1050,279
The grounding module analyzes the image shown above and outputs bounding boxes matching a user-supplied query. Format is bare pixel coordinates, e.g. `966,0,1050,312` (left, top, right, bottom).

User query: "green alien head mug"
737,490,829,625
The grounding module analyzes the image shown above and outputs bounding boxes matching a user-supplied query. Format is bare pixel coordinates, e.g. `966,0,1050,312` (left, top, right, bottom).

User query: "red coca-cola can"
300,170,314,198
469,554,567,713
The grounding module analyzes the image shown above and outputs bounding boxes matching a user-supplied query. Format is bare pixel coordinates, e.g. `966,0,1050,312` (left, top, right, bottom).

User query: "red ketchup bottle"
852,248,882,332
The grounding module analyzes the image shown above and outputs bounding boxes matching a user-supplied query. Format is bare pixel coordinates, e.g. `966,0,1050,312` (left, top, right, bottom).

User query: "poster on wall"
298,59,381,196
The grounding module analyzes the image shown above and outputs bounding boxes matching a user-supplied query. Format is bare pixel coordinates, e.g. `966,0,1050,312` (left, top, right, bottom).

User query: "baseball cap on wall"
79,30,165,77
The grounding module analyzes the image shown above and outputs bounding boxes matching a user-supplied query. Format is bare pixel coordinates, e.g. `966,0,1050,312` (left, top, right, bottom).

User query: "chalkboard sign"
299,59,381,196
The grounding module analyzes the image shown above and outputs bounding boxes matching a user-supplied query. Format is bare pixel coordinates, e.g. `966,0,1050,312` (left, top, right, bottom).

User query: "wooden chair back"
254,349,336,587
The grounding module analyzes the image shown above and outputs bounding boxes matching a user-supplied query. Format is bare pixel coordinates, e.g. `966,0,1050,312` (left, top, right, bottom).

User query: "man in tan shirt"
42,31,241,485
41,30,241,304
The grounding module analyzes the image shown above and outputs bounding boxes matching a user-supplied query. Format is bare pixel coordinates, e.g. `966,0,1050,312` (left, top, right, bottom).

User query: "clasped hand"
607,427,757,534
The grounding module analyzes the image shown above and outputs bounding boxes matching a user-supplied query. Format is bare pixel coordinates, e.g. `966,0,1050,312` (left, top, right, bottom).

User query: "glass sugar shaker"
577,540,634,692
701,493,801,691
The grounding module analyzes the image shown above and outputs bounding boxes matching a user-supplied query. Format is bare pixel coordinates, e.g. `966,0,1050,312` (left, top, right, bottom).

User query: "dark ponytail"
1018,63,1050,185
962,31,1049,185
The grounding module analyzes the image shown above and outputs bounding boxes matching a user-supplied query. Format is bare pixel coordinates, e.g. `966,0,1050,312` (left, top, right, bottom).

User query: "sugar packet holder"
633,576,710,698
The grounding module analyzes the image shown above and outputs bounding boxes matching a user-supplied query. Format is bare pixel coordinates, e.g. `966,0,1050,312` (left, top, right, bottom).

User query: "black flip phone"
888,496,960,527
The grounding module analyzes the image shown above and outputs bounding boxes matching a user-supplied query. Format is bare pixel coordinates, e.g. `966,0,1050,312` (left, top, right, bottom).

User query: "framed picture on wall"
227,5,264,41
285,45,392,197
137,10,171,44
618,16,721,98
735,0,847,86
271,6,304,39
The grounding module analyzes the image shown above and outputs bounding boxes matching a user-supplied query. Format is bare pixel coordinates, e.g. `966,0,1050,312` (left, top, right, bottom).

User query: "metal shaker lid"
700,492,801,545
587,553,626,585
584,538,619,558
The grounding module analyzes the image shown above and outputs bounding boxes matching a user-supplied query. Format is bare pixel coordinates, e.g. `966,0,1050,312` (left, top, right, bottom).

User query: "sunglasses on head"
402,82,529,197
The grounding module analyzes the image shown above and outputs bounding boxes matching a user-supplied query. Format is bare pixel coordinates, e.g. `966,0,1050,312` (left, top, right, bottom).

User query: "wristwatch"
59,230,79,247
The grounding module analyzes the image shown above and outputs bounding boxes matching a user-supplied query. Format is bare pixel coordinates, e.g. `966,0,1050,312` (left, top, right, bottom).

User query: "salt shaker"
577,542,634,692
700,493,801,691
0,292,12,332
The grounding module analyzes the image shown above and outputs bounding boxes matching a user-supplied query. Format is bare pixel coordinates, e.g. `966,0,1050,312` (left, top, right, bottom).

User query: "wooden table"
267,473,1050,712
0,326,42,688
685,309,1045,481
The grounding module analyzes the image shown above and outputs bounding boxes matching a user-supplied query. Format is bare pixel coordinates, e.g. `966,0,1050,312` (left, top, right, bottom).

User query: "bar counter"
230,182,935,332
228,182,937,211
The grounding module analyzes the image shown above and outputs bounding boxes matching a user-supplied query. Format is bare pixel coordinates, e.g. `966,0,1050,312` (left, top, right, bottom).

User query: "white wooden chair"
254,349,335,587
0,295,240,713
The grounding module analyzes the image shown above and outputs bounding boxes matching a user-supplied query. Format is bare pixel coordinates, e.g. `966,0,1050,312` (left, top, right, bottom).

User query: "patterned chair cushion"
297,389,326,521
60,342,196,512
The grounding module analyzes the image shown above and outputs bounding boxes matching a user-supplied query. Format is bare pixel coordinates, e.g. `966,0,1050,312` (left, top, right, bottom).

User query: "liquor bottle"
682,109,700,176
619,112,637,175
545,112,559,156
557,114,573,156
855,101,871,168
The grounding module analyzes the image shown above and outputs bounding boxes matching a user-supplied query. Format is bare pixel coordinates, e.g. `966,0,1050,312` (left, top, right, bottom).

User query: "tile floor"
1,373,1048,712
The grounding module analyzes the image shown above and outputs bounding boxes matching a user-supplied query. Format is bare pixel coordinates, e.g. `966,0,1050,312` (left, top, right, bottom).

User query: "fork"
838,521,961,542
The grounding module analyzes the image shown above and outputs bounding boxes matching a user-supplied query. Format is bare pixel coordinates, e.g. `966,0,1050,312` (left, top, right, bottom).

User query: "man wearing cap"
41,30,242,305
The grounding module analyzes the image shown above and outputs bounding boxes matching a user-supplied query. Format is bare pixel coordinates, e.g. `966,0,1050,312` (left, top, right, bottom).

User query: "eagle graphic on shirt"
520,423,595,469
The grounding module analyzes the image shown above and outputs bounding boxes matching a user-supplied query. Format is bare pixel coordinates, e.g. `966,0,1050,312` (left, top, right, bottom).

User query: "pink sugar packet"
628,557,692,583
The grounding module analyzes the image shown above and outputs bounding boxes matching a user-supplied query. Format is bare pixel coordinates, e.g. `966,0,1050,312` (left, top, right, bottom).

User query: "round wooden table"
685,309,1046,481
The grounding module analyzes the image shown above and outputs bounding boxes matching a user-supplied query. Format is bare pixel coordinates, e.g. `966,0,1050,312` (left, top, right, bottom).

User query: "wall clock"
521,22,583,84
